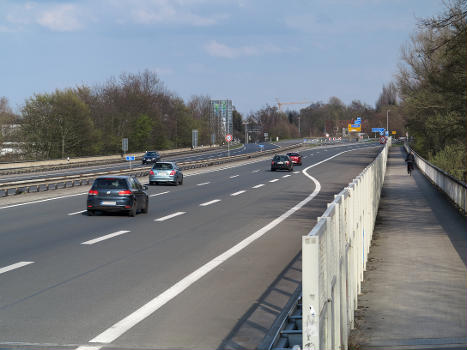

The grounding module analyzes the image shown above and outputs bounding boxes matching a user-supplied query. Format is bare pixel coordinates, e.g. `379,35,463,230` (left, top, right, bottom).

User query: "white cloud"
112,0,227,26
204,40,283,59
4,2,85,32
37,4,83,31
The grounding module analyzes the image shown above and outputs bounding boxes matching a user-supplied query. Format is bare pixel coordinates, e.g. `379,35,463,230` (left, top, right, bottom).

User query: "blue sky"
0,0,446,115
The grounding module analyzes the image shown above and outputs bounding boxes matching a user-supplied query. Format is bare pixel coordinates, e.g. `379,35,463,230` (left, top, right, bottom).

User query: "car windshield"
145,152,158,157
153,163,173,170
93,178,128,189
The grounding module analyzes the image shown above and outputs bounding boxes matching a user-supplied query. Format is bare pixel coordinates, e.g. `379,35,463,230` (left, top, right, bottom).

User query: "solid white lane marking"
200,199,221,207
229,175,239,178
150,191,170,197
269,179,279,183
81,230,130,245
68,210,86,216
197,182,210,186
252,170,260,173
0,261,34,275
155,212,186,222
231,190,246,196
0,192,88,210
252,184,264,188
87,163,322,345
282,175,291,178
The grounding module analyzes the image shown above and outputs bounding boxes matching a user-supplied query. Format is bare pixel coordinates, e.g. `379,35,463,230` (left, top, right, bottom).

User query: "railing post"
303,234,321,350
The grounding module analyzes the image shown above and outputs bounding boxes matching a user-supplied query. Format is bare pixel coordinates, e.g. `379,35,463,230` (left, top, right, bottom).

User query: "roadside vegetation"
396,0,466,182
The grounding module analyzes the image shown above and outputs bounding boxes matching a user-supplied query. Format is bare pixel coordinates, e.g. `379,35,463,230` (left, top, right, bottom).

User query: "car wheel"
179,176,183,185
128,205,136,217
174,179,179,186
87,210,95,216
271,168,275,171
142,199,149,214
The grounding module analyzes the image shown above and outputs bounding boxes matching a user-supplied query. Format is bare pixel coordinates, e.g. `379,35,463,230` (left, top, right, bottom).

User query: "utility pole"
386,110,390,134
243,121,248,144
298,115,301,136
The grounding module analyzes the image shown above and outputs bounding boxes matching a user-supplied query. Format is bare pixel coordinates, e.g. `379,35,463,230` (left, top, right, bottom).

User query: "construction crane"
275,98,312,111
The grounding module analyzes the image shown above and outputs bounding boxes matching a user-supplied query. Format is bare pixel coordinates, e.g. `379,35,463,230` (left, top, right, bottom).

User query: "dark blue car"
142,151,161,165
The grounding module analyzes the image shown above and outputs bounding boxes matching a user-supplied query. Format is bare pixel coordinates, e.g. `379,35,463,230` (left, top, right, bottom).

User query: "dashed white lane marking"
150,191,170,197
155,212,186,222
229,175,239,178
231,190,246,196
68,210,86,216
293,171,300,174
282,175,291,178
200,199,221,207
197,182,210,186
252,184,264,188
269,179,279,183
0,261,34,275
81,230,130,245
76,346,102,350
252,170,260,173
84,164,322,346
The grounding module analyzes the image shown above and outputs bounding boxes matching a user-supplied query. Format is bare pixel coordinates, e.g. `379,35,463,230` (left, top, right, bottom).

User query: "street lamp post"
386,110,390,135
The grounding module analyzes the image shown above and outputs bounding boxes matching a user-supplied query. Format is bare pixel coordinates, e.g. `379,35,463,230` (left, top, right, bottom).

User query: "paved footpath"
349,146,467,350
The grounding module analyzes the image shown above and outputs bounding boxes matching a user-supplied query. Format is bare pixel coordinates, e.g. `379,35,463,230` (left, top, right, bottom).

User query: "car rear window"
146,152,158,157
93,178,128,189
153,163,173,170
288,153,299,156
274,156,289,161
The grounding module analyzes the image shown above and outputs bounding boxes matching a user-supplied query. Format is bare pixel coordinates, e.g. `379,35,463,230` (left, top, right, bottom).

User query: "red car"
286,152,302,165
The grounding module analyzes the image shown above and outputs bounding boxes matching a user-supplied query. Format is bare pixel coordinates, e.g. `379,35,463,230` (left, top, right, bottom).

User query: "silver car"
149,162,183,186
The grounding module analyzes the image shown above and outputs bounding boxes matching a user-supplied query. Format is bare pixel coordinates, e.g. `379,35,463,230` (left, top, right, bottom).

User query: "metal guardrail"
404,143,467,214
0,144,302,197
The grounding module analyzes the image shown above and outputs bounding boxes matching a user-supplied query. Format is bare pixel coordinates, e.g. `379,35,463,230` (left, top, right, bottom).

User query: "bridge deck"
348,146,467,350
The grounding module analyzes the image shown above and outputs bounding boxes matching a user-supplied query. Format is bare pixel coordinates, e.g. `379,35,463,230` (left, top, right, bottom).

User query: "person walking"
405,150,415,175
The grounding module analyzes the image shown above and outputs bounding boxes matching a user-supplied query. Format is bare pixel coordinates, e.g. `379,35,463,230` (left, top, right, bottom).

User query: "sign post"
225,134,233,156
125,155,135,169
122,138,128,157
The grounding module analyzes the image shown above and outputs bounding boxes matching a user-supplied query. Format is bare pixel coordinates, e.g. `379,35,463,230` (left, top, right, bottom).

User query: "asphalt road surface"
0,142,382,350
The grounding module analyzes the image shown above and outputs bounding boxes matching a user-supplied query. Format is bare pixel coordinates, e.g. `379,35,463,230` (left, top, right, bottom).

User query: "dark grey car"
87,175,149,216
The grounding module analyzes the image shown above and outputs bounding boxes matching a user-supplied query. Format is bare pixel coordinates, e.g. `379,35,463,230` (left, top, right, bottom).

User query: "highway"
0,142,382,350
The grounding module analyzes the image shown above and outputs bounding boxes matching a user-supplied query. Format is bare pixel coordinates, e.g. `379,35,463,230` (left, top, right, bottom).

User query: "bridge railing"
301,140,390,350
404,144,467,214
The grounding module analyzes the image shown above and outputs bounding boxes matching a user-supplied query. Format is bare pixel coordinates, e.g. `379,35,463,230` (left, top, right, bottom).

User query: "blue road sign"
126,156,135,161
372,128,385,133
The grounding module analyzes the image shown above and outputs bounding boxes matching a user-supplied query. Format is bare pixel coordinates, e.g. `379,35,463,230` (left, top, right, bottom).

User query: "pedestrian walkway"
348,146,467,350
